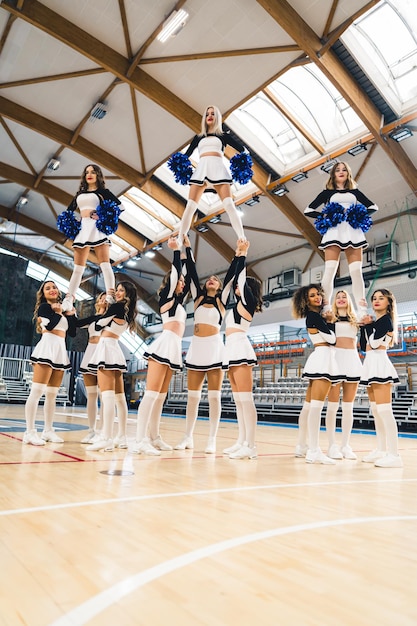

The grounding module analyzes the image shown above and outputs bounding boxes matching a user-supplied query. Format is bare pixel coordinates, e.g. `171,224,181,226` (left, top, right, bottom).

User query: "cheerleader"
360,289,402,468
61,164,122,311
177,105,246,243
305,161,378,319
23,281,76,446
133,235,191,455
86,281,138,452
292,284,342,464
75,292,107,444
325,290,362,460
174,240,244,454
222,239,263,460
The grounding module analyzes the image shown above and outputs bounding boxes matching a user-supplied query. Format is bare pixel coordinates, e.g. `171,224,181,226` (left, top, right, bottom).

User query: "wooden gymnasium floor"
1,404,417,626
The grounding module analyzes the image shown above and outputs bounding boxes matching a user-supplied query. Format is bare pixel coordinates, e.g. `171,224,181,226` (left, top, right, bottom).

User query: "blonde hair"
201,105,223,136
326,161,357,190
332,290,357,324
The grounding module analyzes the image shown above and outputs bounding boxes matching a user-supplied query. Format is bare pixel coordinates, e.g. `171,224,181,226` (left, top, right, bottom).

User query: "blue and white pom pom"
57,210,81,239
346,203,372,232
167,152,193,185
230,152,253,185
96,199,122,235
314,202,345,235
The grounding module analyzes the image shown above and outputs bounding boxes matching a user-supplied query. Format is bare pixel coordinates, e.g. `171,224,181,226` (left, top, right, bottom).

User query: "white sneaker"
61,295,74,312
151,436,173,451
80,429,96,444
328,444,343,460
223,442,244,455
341,445,357,460
374,454,403,468
86,436,114,451
113,435,128,449
305,448,336,465
174,436,194,450
229,445,257,460
132,438,161,456
362,449,386,463
205,438,216,454
294,444,308,458
41,430,64,443
23,429,46,446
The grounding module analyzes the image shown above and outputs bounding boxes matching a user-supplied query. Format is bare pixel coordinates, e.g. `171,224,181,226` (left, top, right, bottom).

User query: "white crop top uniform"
360,314,399,387
87,303,128,372
67,188,122,249
185,131,246,187
305,188,378,250
143,249,191,371
333,317,362,382
30,303,74,371
302,310,342,383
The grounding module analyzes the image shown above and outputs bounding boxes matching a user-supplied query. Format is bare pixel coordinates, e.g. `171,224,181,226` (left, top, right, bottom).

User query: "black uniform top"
360,314,393,351
304,188,378,219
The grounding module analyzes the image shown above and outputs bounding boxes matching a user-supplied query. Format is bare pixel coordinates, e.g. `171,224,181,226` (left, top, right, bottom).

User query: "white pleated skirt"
79,342,99,374
319,221,368,250
73,216,110,249
360,350,399,386
190,155,232,186
334,347,362,382
223,332,257,370
31,333,71,370
302,345,344,384
144,330,183,370
185,334,225,371
88,337,126,372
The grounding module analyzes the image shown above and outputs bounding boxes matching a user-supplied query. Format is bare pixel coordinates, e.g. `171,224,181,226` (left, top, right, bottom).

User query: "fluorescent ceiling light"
157,9,189,43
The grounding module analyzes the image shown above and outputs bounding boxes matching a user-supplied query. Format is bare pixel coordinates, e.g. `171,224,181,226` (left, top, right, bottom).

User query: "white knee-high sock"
341,401,354,447
86,385,99,430
370,401,386,451
325,401,339,447
377,403,399,455
222,197,245,239
67,264,85,299
25,382,47,431
232,391,246,444
44,386,59,431
348,261,365,312
185,390,202,437
208,390,222,439
297,400,310,447
149,392,167,440
115,392,128,438
321,260,338,308
101,390,116,440
239,391,257,448
100,262,115,295
136,390,159,441
179,199,198,242
308,399,324,452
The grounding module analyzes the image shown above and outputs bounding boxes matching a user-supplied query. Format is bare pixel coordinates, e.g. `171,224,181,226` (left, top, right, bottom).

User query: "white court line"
49,514,417,626
1,477,416,518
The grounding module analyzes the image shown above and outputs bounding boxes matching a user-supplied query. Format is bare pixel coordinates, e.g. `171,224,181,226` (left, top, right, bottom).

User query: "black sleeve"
159,250,182,305
373,315,393,340
241,282,257,316
359,325,368,352
66,313,77,338
38,302,62,331
94,302,125,329
184,247,202,301
185,135,200,158
354,189,377,213
75,314,101,329
306,310,335,335
67,196,78,212
221,255,242,305
224,131,246,153
179,246,192,303
99,188,121,205
304,190,330,218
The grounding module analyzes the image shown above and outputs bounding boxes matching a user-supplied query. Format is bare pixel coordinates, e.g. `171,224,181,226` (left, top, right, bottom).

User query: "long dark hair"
33,280,61,334
78,164,106,192
292,283,324,319
246,276,263,313
118,281,138,332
